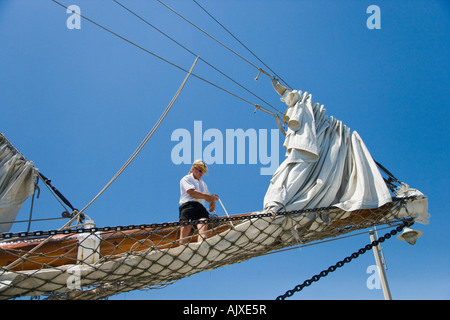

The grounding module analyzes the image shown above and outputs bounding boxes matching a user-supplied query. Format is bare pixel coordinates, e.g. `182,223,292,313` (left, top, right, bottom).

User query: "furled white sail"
0,134,38,233
264,80,392,213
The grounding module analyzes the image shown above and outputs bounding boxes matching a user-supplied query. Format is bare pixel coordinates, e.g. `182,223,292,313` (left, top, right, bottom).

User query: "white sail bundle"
0,134,38,233
264,81,394,214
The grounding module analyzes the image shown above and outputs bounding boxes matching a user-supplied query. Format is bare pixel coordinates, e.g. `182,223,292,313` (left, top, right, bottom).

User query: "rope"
218,199,230,219
1,55,198,271
78,56,199,217
375,160,402,193
26,182,39,232
38,173,77,212
52,0,278,119
191,0,293,90
156,0,270,77
112,0,282,116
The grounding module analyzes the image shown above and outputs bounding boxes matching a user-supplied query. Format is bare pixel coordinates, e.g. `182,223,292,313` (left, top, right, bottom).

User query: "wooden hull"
0,215,246,272
0,200,411,272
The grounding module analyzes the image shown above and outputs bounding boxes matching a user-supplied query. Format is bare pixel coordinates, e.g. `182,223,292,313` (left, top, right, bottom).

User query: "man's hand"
206,194,219,203
209,201,216,212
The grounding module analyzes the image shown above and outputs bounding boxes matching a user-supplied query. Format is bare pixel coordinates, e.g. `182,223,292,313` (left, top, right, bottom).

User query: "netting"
0,194,426,300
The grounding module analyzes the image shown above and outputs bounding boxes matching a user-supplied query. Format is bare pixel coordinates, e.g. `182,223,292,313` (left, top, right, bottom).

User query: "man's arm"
187,189,219,203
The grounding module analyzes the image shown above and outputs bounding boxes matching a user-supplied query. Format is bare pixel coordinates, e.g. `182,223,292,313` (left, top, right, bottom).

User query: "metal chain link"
0,196,418,241
0,202,358,240
275,219,413,300
0,212,275,240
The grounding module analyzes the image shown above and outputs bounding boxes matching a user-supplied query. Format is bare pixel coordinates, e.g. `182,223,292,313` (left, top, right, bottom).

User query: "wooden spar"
0,201,406,272
0,214,249,271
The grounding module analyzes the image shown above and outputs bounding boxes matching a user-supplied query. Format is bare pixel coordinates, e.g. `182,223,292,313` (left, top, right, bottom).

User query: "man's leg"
196,218,209,242
179,221,192,244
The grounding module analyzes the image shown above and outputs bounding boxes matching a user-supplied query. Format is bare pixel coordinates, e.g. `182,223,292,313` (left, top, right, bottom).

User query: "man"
179,160,219,244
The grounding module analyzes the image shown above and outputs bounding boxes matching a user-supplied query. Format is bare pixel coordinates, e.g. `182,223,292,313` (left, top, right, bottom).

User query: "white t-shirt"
179,173,210,206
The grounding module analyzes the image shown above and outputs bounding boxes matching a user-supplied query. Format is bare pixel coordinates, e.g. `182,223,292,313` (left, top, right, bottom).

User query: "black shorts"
179,201,209,222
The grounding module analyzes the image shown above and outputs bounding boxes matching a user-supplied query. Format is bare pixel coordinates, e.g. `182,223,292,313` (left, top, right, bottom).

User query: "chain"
275,219,413,300
0,212,273,240
0,197,418,241
0,204,350,240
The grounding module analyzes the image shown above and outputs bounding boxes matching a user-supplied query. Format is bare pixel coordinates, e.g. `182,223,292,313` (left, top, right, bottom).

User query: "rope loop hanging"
77,56,200,218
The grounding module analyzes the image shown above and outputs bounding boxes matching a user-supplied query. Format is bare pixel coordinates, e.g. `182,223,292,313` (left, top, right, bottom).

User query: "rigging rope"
52,0,281,119
0,54,198,270
77,56,199,218
112,0,282,116
38,173,77,213
191,0,293,90
156,0,270,78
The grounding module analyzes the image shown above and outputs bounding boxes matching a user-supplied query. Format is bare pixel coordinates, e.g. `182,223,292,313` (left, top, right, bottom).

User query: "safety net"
0,191,427,300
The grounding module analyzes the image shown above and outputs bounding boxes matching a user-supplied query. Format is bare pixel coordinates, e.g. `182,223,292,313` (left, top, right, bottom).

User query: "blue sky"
1,0,449,300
